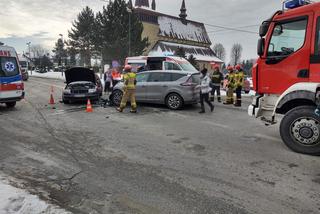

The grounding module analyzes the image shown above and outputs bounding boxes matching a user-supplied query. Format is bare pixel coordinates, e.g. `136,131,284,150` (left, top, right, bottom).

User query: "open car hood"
65,67,96,85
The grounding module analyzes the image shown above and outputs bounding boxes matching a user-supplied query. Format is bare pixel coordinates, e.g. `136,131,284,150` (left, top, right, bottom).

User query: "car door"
146,72,171,102
135,73,149,101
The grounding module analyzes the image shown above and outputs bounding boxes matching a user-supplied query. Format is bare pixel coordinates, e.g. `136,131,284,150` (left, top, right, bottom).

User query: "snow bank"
0,176,70,214
28,70,65,80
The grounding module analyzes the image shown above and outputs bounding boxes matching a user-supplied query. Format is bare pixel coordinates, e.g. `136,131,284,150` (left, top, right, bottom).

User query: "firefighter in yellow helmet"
234,64,245,107
223,66,235,105
116,65,137,113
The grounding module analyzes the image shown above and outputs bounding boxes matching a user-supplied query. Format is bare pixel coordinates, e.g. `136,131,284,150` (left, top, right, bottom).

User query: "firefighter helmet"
213,64,220,70
227,66,234,71
235,64,242,70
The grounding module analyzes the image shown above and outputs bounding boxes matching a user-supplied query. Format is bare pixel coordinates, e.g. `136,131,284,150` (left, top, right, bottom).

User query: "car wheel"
166,93,183,110
280,105,320,155
111,90,123,107
6,102,16,108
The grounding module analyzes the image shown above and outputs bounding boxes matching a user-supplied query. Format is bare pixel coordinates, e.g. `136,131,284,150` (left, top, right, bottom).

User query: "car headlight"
89,88,97,93
64,89,71,94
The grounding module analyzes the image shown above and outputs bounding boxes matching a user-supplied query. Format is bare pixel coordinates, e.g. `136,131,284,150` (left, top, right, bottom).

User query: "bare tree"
230,43,243,65
212,43,226,61
30,44,48,59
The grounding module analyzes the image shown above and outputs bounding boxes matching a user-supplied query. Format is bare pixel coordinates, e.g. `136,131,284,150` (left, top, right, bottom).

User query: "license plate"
74,94,85,98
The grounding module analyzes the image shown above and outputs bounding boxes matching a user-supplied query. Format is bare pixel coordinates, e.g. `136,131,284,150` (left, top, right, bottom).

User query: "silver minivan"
110,70,200,110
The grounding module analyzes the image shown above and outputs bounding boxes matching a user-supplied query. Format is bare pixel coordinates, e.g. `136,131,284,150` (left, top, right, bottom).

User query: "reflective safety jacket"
211,71,224,85
234,71,245,88
227,72,236,89
123,72,137,90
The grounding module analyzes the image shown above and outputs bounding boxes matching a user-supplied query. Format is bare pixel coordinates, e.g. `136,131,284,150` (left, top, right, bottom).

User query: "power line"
204,23,259,35
207,24,260,33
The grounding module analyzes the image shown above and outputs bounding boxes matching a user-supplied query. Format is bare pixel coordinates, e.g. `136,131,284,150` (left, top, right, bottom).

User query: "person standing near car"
210,64,224,102
117,65,137,113
234,64,245,107
198,68,214,114
104,69,112,94
223,66,236,105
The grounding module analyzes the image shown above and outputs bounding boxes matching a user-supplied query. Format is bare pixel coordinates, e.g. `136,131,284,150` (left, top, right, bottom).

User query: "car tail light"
16,82,24,90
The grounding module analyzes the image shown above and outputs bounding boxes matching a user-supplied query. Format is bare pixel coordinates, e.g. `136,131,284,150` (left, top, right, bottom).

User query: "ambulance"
125,56,198,73
0,45,25,108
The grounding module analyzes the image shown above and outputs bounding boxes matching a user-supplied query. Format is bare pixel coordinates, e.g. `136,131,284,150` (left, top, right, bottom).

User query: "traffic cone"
86,99,93,113
49,86,55,105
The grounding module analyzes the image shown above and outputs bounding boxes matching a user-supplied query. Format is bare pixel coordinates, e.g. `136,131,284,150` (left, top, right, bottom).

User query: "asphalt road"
0,77,319,214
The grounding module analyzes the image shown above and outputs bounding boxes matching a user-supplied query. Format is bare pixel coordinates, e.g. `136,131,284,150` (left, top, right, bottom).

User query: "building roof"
158,16,211,44
149,41,223,63
134,7,211,45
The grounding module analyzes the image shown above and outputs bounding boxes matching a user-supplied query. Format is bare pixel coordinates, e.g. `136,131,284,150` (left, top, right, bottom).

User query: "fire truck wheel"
5,102,16,108
280,105,320,156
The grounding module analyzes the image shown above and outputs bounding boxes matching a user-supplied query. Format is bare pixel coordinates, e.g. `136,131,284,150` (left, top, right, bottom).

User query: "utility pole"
26,42,32,75
127,7,132,57
59,34,64,76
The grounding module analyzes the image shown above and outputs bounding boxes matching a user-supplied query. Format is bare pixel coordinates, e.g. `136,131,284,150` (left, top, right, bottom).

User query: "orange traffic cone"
49,86,55,105
86,99,93,113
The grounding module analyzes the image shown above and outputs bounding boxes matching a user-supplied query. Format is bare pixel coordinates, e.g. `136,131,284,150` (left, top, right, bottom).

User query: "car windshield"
0,57,19,77
177,61,198,72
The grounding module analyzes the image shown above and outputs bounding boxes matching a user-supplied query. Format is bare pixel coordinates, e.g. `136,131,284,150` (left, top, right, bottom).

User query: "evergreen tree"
175,47,186,58
96,0,149,65
65,40,77,66
52,38,67,66
34,54,53,69
68,6,96,67
187,55,199,70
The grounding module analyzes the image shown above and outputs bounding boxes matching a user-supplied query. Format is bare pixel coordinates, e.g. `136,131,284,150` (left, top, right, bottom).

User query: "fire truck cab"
249,0,320,155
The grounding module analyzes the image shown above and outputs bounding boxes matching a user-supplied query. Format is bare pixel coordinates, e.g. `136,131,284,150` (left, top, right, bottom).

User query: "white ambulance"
125,56,198,73
0,45,25,108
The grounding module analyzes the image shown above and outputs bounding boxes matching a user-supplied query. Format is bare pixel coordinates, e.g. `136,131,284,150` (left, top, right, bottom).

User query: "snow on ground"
0,176,70,214
28,70,65,80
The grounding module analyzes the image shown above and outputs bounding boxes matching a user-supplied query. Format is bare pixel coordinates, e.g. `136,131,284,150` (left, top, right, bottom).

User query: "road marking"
29,79,64,89
254,133,282,143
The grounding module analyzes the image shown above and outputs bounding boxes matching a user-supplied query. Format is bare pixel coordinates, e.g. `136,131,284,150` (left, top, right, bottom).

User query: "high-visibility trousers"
120,89,137,110
225,87,234,104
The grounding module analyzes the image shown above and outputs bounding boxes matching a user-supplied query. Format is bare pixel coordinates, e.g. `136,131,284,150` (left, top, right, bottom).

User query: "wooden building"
130,0,223,71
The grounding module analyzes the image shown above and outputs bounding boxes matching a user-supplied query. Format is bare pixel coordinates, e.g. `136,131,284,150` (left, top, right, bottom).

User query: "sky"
0,0,283,63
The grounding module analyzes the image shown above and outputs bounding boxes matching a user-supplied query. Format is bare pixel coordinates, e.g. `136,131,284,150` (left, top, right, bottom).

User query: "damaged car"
62,67,102,104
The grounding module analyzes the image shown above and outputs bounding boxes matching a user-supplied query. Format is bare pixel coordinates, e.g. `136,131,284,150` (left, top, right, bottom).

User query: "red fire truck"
249,0,320,155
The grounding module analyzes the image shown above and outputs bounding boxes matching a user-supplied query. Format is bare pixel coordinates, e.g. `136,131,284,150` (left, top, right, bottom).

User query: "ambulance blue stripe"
0,75,22,83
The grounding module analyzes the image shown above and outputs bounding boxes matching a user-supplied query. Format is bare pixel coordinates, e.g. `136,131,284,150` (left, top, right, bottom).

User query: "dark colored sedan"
62,67,102,104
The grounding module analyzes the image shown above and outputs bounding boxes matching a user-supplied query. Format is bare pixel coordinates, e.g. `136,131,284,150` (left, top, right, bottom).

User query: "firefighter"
210,64,224,102
116,65,137,113
223,66,235,105
234,64,245,107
